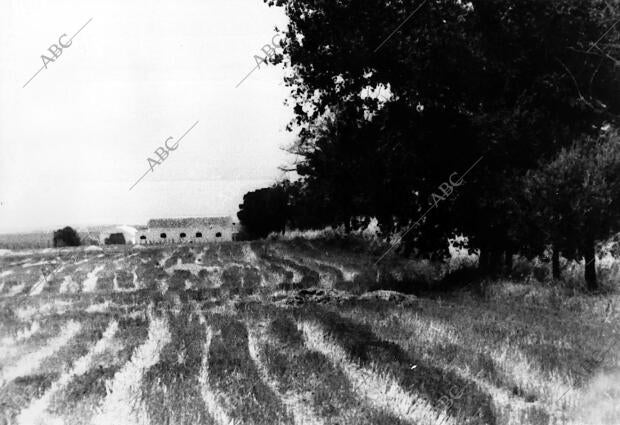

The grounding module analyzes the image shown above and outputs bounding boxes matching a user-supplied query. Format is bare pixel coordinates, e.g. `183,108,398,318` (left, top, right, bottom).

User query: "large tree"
524,129,620,290
237,185,288,239
266,0,620,270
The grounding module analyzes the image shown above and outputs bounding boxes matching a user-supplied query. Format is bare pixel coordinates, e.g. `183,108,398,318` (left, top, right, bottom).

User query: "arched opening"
215,232,222,238
160,233,167,239
140,236,146,240
180,232,187,238
196,232,202,238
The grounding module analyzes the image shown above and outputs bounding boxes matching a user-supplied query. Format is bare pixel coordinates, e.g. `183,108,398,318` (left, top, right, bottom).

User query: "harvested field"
0,241,618,424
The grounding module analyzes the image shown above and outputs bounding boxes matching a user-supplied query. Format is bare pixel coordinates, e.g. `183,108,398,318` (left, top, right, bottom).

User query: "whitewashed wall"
136,224,233,244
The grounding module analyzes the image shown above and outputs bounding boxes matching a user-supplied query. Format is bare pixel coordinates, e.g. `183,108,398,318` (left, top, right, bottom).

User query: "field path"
298,320,456,425
198,322,240,425
92,312,171,425
16,320,118,425
247,326,325,425
0,320,81,386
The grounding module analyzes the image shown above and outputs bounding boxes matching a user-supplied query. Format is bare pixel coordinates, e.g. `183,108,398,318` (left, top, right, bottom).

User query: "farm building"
136,217,236,244
92,225,137,245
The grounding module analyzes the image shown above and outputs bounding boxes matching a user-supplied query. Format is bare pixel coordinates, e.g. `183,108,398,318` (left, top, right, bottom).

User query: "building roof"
147,217,232,229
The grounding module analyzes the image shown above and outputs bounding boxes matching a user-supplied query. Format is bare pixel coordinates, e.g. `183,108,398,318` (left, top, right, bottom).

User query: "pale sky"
0,0,294,233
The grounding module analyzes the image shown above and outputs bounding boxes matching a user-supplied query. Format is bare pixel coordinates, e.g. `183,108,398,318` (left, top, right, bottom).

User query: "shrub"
53,226,80,247
104,233,126,245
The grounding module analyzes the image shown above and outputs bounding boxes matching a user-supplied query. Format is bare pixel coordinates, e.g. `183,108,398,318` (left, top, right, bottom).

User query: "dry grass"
0,242,619,424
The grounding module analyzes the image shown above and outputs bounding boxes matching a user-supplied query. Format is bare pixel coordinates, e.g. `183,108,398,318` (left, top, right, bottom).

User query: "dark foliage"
53,226,81,247
237,185,288,239
257,0,620,283
104,233,126,245
523,130,620,289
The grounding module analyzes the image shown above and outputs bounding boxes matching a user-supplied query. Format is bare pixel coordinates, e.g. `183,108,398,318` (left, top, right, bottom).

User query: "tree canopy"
250,0,620,288
524,129,620,289
237,185,288,239
53,226,81,247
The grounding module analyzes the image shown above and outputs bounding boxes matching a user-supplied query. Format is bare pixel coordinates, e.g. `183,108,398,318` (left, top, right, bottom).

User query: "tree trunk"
584,242,597,292
489,249,502,275
478,247,488,273
552,248,561,280
479,247,500,276
505,248,514,273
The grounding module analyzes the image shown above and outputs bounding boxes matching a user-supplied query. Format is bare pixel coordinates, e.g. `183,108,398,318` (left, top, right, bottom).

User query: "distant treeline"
0,229,99,249
0,232,53,249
